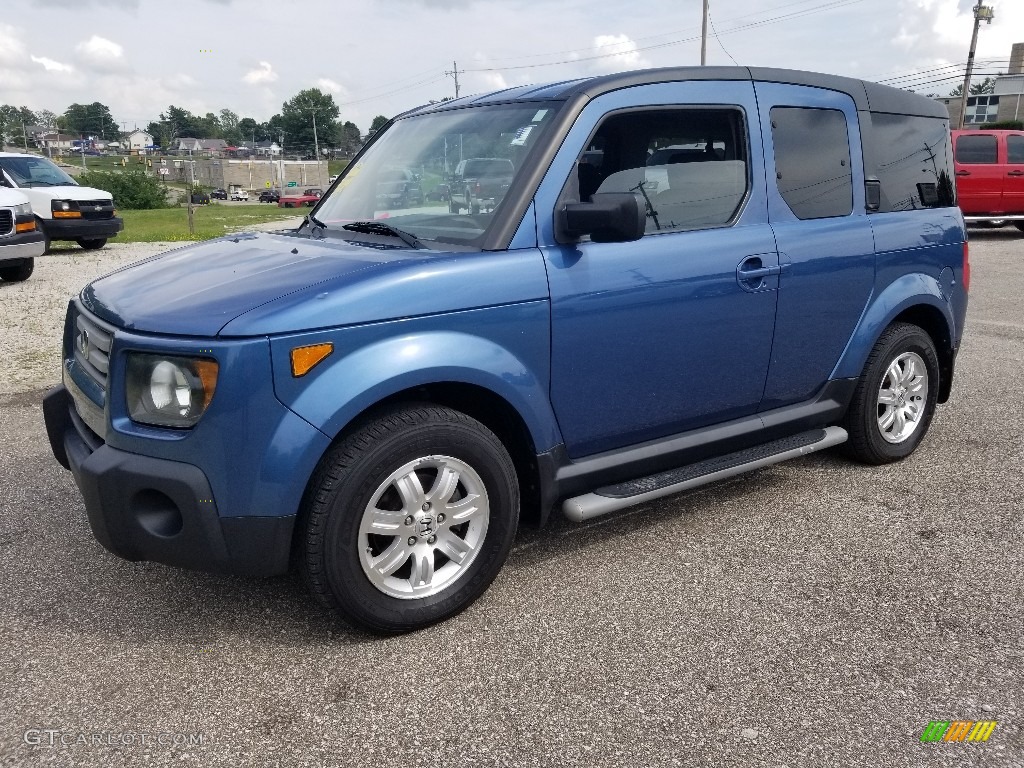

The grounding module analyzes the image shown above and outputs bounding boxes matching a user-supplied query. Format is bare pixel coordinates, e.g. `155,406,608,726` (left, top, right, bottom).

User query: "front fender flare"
272,329,562,453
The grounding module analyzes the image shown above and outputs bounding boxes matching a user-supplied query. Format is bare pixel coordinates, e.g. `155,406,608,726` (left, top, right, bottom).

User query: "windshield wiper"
341,220,425,249
303,213,327,239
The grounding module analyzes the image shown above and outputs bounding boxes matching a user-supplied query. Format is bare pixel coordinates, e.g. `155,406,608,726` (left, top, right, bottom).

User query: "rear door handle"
1008,170,1024,177
738,264,781,279
956,170,970,176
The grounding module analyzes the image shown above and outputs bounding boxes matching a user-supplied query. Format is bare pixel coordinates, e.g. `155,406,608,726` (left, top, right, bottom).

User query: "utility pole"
700,0,710,65
445,61,463,99
957,2,995,129
21,121,29,151
187,148,195,236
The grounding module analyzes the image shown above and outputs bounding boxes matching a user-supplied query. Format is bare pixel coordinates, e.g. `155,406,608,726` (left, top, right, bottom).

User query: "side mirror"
560,192,646,243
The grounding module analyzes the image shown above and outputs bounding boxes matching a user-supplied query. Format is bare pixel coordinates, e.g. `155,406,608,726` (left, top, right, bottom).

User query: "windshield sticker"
510,125,534,146
532,109,548,122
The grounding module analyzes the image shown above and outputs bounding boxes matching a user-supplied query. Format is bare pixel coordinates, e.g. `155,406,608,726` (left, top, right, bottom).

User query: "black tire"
1015,222,1024,234
301,405,519,633
842,322,940,465
0,258,34,282
36,218,50,254
77,238,107,250
449,200,461,214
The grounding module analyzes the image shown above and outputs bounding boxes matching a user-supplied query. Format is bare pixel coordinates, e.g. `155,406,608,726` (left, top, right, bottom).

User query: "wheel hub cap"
358,456,490,600
876,351,928,444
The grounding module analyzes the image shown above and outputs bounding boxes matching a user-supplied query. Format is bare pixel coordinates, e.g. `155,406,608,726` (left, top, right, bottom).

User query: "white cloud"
243,61,277,84
30,55,74,73
590,34,652,73
74,35,126,71
316,78,346,95
0,25,27,66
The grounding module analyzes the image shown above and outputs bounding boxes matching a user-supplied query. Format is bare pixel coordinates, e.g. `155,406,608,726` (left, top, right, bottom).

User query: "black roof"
402,66,947,120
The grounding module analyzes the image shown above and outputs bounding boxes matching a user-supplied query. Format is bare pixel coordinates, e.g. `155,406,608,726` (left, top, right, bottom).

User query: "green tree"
949,76,998,98
338,121,363,155
280,88,341,155
76,169,167,210
219,109,242,145
63,102,115,139
237,117,260,144
369,115,389,136
0,105,37,147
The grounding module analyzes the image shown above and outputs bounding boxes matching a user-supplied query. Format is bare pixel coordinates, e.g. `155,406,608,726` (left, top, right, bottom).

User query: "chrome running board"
562,426,848,522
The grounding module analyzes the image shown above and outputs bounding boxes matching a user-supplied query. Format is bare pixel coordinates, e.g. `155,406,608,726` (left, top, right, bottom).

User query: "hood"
81,231,549,337
23,185,113,202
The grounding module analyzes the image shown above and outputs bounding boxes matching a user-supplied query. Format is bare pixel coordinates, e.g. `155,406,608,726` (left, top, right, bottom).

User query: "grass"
46,204,302,248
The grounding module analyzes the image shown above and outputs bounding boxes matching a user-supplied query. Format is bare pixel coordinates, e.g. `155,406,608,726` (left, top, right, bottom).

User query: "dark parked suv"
44,67,967,634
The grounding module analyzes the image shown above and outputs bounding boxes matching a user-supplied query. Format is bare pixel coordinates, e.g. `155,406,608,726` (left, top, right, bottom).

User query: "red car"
277,188,323,208
952,129,1024,232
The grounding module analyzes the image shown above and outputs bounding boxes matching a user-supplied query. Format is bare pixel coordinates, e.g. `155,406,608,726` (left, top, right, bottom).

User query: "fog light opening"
133,490,184,538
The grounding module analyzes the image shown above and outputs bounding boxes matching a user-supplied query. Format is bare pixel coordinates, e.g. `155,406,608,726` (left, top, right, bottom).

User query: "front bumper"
0,231,45,264
43,385,294,576
40,217,124,241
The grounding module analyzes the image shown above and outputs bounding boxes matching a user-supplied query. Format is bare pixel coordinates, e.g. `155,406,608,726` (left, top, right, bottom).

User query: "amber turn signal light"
290,343,333,377
53,210,82,219
15,221,35,232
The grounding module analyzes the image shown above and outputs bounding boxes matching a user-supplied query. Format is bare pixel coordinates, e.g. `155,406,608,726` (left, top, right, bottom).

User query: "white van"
0,153,123,251
0,187,46,282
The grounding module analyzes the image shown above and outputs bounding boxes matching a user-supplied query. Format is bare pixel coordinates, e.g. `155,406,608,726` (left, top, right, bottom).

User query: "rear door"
1002,132,1024,215
953,131,1002,215
753,83,877,409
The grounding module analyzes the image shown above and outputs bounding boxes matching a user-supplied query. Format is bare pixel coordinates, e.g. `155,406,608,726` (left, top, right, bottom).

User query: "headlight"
14,202,31,217
51,200,81,218
126,353,219,428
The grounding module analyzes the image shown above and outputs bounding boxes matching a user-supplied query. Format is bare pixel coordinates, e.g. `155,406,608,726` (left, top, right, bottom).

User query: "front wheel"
77,238,107,250
301,405,519,633
1014,222,1024,234
0,258,34,282
842,322,940,464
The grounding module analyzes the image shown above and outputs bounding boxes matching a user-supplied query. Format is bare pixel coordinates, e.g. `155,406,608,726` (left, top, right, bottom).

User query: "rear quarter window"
866,113,955,212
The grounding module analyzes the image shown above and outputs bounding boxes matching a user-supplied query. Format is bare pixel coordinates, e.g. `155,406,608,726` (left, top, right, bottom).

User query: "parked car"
278,188,322,208
211,188,228,200
952,129,1024,232
448,157,514,213
0,188,46,282
375,167,423,209
259,189,280,203
190,192,210,205
43,67,968,634
0,153,123,251
230,190,250,202
426,182,450,202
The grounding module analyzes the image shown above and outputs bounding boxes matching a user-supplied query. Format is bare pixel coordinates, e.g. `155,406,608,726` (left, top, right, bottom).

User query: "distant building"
36,132,76,152
937,41,1024,126
176,137,229,155
128,130,153,151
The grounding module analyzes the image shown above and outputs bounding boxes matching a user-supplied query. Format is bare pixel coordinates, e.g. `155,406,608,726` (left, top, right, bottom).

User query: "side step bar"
562,426,848,522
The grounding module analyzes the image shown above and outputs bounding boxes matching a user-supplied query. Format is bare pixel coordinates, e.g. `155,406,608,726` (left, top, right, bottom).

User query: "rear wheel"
77,238,107,250
0,258,34,282
301,405,519,633
1015,222,1024,233
842,322,939,464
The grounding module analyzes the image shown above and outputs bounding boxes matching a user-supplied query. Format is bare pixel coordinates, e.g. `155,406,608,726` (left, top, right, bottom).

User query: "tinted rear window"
866,113,955,212
955,134,997,164
771,107,853,220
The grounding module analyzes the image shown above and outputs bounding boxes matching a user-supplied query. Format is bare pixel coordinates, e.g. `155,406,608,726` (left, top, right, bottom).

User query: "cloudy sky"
2,0,1022,133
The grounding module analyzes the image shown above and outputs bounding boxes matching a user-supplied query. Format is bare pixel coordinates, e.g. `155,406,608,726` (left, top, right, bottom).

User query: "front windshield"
315,102,562,248
0,155,78,187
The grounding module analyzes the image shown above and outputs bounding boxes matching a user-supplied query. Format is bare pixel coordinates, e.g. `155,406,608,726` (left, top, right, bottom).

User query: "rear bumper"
0,231,45,264
43,385,294,576
40,217,124,241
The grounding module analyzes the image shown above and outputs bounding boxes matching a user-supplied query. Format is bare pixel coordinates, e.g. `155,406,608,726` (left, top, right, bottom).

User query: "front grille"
73,308,114,392
0,209,13,235
77,200,115,220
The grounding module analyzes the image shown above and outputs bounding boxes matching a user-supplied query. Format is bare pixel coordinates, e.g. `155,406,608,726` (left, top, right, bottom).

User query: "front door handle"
1008,170,1024,177
956,170,970,176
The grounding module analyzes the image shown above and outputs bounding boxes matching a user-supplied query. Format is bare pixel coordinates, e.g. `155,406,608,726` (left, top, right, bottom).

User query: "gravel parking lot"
1,230,1022,767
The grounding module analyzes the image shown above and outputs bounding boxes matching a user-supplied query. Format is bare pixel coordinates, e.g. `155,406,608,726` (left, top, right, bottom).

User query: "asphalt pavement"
0,230,1022,767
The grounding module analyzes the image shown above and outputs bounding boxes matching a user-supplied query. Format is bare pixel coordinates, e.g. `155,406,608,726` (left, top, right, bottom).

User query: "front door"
1002,132,1024,215
535,81,779,458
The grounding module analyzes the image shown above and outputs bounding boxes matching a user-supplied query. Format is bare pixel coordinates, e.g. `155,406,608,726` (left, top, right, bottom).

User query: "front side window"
565,108,749,235
314,103,561,249
771,107,853,220
0,155,78,187
955,134,997,164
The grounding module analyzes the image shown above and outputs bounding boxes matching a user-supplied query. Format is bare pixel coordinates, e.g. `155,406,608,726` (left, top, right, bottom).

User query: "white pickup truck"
0,187,46,282
0,153,123,251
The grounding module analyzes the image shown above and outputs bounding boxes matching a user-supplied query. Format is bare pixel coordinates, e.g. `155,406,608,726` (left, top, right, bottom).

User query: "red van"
952,129,1024,231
